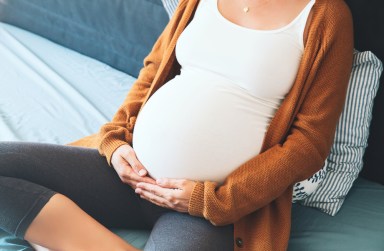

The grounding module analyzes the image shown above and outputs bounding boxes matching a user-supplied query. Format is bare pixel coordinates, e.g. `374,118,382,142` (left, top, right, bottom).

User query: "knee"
144,212,233,251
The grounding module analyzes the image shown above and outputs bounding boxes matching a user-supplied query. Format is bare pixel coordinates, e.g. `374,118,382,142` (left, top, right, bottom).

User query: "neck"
243,0,272,13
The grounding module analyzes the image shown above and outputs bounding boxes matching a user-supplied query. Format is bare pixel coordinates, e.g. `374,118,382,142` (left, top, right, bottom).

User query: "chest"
176,0,306,98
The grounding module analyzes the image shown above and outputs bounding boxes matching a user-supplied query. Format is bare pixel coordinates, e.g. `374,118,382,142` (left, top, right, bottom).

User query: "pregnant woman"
0,0,353,250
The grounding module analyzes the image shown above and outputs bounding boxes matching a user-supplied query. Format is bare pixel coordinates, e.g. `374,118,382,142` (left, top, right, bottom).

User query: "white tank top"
133,0,315,183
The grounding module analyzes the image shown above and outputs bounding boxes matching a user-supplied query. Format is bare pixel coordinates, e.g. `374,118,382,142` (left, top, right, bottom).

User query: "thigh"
0,142,167,229
144,212,234,251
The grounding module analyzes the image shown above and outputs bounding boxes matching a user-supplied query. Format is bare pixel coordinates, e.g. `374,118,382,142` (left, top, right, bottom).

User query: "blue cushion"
0,0,169,78
289,178,384,250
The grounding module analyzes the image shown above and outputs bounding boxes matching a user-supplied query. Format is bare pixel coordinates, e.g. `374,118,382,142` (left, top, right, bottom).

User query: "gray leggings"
0,142,233,250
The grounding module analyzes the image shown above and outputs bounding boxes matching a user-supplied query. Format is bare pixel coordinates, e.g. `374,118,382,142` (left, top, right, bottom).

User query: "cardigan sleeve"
97,2,187,165
188,1,354,225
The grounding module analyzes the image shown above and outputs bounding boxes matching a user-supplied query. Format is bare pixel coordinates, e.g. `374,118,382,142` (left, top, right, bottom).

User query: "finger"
120,166,155,183
140,176,157,185
136,183,167,196
120,170,139,188
136,183,189,212
122,147,148,177
156,178,185,189
136,188,174,209
121,168,156,187
115,159,142,184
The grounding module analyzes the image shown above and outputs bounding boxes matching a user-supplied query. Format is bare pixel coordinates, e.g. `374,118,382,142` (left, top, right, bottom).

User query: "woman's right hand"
111,144,156,189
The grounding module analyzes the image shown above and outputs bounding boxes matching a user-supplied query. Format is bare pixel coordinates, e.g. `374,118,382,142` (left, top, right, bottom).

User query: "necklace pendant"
243,6,249,13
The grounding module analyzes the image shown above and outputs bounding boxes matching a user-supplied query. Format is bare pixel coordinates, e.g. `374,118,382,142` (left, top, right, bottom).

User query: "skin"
25,194,140,251
26,0,312,250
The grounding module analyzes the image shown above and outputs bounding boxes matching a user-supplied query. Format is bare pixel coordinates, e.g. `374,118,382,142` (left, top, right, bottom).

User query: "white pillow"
292,164,327,202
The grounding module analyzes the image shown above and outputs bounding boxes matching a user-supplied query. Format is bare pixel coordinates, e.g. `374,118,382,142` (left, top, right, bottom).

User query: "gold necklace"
242,0,271,14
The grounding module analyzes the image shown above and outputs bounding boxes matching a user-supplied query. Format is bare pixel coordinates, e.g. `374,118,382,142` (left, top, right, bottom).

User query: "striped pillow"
299,50,383,216
161,0,180,18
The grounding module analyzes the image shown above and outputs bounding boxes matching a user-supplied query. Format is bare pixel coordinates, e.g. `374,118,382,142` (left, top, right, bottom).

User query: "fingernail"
139,169,146,176
156,179,164,185
135,188,141,193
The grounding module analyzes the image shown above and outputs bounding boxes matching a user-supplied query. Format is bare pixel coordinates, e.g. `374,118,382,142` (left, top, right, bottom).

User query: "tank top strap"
287,0,316,48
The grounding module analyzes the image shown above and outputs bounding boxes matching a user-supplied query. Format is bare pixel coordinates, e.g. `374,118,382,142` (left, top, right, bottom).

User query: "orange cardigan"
69,0,353,249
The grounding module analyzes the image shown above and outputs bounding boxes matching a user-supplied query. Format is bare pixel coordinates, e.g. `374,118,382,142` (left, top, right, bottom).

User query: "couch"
0,0,383,250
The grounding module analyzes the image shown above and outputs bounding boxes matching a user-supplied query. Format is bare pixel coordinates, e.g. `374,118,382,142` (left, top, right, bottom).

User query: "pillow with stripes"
161,0,180,18
298,50,383,215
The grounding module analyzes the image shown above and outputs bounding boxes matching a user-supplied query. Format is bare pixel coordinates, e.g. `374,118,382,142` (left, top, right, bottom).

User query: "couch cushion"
0,22,136,144
289,178,384,251
345,0,384,185
299,51,382,216
0,0,169,78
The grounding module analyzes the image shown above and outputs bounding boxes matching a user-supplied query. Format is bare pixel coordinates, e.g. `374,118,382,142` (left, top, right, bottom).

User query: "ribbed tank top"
133,0,315,183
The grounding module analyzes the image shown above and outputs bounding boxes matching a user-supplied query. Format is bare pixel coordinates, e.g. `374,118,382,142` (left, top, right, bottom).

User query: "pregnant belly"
133,74,272,184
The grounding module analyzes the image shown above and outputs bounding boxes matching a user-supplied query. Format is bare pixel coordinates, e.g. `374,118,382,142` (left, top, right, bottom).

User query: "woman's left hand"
135,178,197,213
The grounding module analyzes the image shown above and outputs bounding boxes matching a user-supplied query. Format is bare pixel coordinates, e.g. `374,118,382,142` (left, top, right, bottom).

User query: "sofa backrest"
0,0,169,78
345,0,384,184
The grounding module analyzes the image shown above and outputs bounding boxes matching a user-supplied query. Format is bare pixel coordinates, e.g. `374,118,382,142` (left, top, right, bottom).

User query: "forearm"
188,135,327,225
97,78,152,165
97,2,185,164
